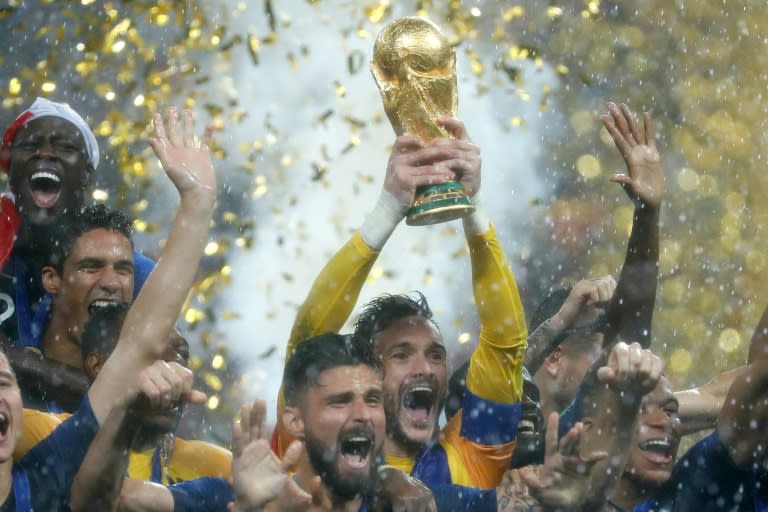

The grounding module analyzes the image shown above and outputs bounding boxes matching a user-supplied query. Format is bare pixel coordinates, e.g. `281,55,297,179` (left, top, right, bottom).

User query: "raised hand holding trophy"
371,16,475,226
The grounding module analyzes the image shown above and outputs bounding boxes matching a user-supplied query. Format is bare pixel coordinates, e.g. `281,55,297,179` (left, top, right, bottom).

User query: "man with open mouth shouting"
274,118,527,509
0,98,154,411
278,332,388,511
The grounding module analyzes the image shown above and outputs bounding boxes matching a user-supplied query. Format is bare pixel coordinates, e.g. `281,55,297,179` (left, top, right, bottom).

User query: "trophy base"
406,182,475,226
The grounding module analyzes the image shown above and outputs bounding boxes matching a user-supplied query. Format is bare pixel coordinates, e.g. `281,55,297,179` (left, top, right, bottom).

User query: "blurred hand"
135,360,206,411
371,466,436,512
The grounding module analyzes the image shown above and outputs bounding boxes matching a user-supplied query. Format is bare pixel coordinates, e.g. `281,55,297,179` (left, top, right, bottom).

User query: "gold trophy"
371,16,475,226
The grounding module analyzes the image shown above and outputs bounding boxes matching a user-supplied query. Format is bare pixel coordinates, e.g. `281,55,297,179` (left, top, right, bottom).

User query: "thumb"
281,440,303,472
596,366,615,383
184,389,208,405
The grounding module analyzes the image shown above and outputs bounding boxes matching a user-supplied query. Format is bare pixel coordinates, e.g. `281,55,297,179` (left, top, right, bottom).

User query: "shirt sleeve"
132,251,156,299
168,477,233,512
171,439,233,480
465,225,527,405
275,231,379,456
431,484,496,511
19,395,100,504
440,411,517,489
13,408,65,460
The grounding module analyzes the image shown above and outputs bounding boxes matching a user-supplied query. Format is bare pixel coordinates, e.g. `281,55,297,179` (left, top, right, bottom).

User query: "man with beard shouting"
274,118,526,507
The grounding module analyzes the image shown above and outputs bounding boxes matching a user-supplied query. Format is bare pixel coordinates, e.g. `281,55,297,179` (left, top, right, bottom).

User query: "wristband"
359,189,407,250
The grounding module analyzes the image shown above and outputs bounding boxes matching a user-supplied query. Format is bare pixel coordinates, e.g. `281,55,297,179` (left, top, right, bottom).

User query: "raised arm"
600,103,664,349
449,122,528,408
285,135,455,359
88,108,216,423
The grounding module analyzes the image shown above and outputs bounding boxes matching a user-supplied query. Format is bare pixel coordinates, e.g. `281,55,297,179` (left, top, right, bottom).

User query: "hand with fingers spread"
602,102,665,210
147,108,216,202
517,413,608,510
134,360,207,412
231,400,309,512
597,341,663,398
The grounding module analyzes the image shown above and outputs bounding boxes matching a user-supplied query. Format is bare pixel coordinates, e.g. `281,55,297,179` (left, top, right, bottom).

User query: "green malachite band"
408,196,473,216
419,181,463,194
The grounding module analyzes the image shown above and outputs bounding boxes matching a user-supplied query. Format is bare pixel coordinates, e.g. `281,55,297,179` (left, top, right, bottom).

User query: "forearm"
123,194,214,360
286,232,379,360
118,480,174,512
5,344,89,410
676,366,744,435
604,207,659,348
748,304,768,363
70,406,137,512
525,317,567,375
717,359,768,467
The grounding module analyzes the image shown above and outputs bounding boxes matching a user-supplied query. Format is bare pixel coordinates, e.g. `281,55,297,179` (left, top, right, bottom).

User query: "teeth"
31,172,60,183
518,420,535,430
348,437,369,442
90,300,116,308
411,386,433,393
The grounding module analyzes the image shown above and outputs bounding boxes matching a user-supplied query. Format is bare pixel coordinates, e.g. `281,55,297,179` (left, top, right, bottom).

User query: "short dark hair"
353,292,436,345
283,333,382,407
48,204,134,271
80,302,130,363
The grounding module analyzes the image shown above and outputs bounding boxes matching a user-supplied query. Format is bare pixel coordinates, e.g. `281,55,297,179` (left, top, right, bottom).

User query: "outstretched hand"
517,412,608,509
602,102,665,210
230,400,309,511
148,107,216,201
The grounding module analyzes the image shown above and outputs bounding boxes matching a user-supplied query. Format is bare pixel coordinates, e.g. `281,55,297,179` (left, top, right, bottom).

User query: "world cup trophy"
371,16,475,226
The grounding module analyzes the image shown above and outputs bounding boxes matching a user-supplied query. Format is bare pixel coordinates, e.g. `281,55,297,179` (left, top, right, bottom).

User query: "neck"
294,453,363,512
14,221,60,260
0,459,12,506
132,430,171,454
42,318,83,369
610,475,659,510
383,430,423,460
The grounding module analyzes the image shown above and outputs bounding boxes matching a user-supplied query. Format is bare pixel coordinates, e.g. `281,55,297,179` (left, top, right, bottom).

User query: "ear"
42,266,61,295
283,406,305,440
84,353,105,381
82,163,95,189
543,347,562,378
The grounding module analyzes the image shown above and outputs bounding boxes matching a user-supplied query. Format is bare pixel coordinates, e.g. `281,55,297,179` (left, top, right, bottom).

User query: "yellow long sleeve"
284,232,379,361
465,224,527,404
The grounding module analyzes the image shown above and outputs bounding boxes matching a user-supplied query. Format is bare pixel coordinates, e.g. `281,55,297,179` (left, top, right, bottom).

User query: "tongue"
406,406,429,423
643,450,671,465
342,452,366,469
31,188,60,209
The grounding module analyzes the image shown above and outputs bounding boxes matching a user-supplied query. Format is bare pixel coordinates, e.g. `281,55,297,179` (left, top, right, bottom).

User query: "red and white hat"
0,97,100,172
